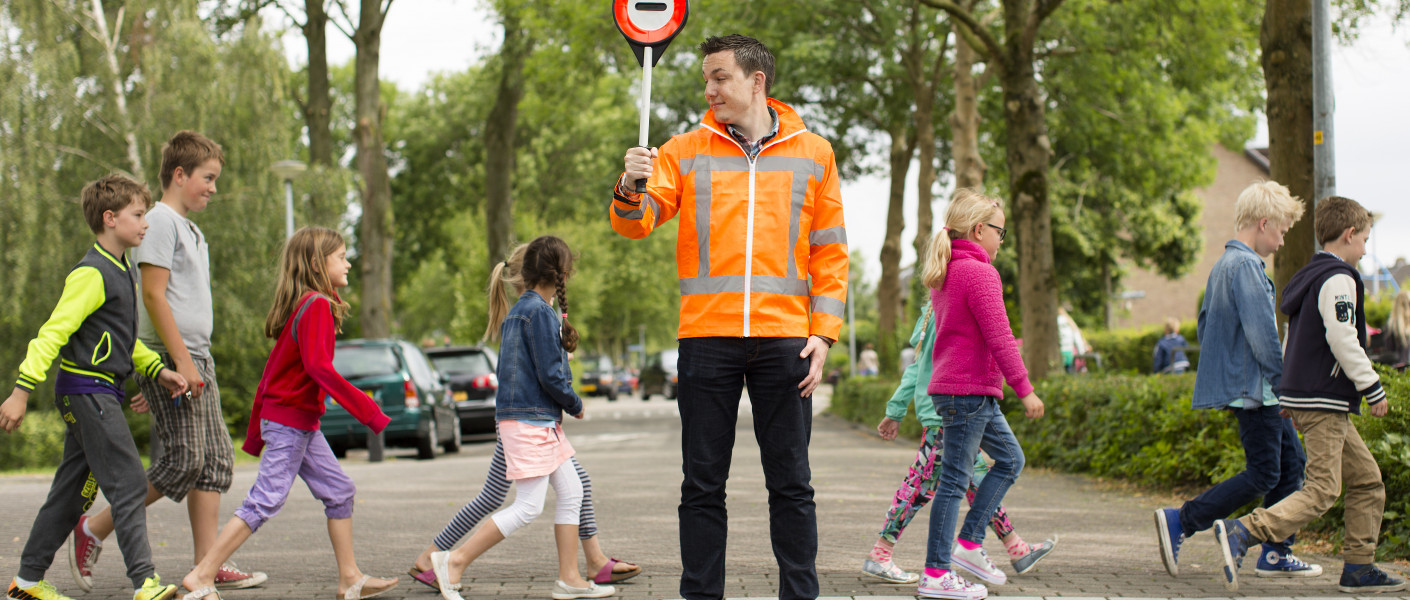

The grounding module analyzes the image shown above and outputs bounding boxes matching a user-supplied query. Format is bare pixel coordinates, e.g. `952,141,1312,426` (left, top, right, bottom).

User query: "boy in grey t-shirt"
70,132,267,592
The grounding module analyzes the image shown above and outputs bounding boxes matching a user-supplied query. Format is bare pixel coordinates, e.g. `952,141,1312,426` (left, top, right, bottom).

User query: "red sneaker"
214,562,267,590
66,515,101,593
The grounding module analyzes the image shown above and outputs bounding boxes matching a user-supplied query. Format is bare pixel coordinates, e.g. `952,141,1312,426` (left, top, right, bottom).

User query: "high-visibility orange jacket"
611,98,848,341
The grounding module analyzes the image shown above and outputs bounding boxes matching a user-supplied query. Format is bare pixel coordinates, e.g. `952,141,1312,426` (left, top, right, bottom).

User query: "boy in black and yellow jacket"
1,175,189,600
1211,195,1404,594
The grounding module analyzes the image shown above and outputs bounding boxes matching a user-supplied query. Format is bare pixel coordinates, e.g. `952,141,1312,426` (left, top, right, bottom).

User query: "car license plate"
582,384,596,392
453,391,467,401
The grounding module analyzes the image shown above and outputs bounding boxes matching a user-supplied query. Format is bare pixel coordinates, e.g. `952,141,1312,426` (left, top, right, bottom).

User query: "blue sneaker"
1154,508,1184,577
1338,563,1406,593
1255,545,1323,578
1214,519,1253,591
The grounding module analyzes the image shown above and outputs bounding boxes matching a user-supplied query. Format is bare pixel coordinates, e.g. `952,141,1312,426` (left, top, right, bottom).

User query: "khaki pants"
1238,408,1385,563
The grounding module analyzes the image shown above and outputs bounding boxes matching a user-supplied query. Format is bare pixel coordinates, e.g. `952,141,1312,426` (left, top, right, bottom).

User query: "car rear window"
430,352,493,375
662,350,678,370
333,346,400,379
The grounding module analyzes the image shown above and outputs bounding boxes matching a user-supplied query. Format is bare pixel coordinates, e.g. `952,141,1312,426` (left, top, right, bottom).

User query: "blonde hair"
1390,289,1410,348
264,226,351,338
1234,181,1304,232
921,189,1003,289
483,243,529,343
1164,317,1181,335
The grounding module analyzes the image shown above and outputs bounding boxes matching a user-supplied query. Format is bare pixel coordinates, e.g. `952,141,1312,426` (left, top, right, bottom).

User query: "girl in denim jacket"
430,236,613,600
408,244,638,592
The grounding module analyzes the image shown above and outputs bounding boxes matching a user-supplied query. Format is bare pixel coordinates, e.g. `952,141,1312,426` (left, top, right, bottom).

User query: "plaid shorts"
140,353,235,501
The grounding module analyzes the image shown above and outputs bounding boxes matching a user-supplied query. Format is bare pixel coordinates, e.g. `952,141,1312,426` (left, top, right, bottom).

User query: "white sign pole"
639,45,653,149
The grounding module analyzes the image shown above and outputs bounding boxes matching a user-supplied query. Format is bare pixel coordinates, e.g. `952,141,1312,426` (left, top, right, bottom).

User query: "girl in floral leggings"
864,302,1057,584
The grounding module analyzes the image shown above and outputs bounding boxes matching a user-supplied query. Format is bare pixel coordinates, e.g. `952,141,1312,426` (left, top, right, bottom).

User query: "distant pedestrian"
2,174,190,600
1153,181,1318,581
428,236,614,600
179,227,397,600
863,296,1057,587
1152,318,1190,374
915,189,1044,600
405,243,638,593
858,343,880,376
1379,289,1410,366
1210,196,1403,593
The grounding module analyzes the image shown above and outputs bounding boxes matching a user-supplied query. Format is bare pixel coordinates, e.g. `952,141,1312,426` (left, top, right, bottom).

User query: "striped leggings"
878,426,1017,544
432,437,597,551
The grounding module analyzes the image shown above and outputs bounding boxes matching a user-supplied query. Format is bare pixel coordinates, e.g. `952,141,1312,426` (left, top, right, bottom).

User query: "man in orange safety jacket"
610,34,847,600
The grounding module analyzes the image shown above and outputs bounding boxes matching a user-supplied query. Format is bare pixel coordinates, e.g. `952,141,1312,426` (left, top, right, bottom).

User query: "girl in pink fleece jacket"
914,190,1045,600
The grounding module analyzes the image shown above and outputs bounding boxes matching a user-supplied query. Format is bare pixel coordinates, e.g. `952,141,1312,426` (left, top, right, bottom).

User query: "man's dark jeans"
677,337,818,600
1179,404,1306,551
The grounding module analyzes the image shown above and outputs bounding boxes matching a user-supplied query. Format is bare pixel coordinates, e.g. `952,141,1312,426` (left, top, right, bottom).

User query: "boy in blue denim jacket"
1154,181,1316,578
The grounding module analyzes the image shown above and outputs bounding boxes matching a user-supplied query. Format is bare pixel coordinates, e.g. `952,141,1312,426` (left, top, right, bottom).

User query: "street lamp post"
270,160,307,239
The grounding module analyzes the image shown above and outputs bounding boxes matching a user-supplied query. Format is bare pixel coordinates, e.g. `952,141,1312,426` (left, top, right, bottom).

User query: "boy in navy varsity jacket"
1,175,190,600
1210,195,1403,595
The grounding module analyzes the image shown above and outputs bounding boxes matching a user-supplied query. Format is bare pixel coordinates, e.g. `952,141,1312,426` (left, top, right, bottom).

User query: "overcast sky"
283,1,1410,285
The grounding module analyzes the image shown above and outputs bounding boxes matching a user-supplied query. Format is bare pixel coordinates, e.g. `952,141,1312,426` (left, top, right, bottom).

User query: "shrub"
827,375,928,439
0,406,69,471
1086,322,1201,374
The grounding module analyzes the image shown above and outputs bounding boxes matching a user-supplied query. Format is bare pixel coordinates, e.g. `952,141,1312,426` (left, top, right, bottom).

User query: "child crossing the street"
3,174,190,600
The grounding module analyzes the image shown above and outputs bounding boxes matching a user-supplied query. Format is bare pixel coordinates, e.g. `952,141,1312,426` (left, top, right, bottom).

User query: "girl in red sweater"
180,227,397,600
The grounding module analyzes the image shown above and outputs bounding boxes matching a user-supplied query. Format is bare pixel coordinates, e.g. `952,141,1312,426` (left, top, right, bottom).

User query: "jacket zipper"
703,124,808,338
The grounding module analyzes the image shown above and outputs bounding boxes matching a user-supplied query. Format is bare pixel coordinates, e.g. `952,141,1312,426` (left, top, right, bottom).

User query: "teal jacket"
886,306,942,427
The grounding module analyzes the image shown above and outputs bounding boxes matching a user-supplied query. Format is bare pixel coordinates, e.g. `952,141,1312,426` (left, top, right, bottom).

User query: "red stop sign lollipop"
613,0,689,192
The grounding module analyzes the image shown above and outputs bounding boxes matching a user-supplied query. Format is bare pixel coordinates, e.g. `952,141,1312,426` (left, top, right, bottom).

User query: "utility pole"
1312,0,1335,251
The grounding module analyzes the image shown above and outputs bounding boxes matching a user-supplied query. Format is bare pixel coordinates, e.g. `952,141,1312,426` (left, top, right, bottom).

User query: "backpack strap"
291,293,329,345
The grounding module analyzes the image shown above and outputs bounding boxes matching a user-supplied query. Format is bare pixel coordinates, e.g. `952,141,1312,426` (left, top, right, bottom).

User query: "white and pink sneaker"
917,571,988,600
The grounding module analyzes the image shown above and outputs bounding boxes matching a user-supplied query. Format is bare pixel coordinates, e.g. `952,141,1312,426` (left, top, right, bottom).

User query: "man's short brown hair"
159,130,225,189
699,34,775,95
82,174,152,234
1315,195,1377,246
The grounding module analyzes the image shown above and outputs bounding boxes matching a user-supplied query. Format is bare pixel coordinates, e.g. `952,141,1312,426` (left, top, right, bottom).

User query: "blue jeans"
1178,404,1306,552
677,337,817,600
924,395,1025,569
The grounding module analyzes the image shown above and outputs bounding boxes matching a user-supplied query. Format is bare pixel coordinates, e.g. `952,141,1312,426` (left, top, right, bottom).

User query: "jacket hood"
703,97,807,140
1280,253,1356,317
950,238,992,265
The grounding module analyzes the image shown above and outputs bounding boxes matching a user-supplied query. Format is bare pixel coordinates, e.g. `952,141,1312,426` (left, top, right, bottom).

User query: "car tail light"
471,374,498,390
669,374,678,384
403,376,420,409
599,375,611,386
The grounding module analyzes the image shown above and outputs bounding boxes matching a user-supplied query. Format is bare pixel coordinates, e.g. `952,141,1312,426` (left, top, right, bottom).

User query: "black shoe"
1338,564,1406,593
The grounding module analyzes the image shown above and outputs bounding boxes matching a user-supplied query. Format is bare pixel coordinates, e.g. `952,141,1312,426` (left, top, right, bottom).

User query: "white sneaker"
952,543,1007,585
918,571,988,599
552,580,615,599
862,558,920,583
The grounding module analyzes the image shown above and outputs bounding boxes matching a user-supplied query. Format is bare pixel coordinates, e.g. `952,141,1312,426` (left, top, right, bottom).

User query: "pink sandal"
592,558,642,584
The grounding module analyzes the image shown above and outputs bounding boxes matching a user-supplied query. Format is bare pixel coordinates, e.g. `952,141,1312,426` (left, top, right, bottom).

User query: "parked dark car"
322,339,461,460
425,346,498,435
638,349,678,400
578,354,618,401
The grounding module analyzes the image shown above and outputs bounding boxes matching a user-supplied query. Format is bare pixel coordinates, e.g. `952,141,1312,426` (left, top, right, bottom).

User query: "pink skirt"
498,420,575,480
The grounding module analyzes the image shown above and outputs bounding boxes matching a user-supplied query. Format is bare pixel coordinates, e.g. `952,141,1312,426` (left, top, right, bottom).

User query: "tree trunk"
1262,0,1314,328
353,0,393,338
304,0,338,227
912,63,938,309
878,126,916,373
1001,7,1060,379
950,31,987,191
484,8,529,268
88,0,142,177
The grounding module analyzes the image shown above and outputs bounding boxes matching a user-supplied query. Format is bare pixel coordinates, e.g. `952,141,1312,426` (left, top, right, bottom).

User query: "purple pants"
235,420,356,532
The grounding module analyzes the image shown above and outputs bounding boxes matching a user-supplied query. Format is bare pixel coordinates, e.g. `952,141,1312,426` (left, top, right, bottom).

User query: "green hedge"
1085,322,1201,374
830,366,1410,560
1,396,154,472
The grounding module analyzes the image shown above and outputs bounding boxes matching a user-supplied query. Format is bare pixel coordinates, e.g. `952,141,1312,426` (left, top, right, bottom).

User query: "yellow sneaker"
132,576,177,600
7,579,76,600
